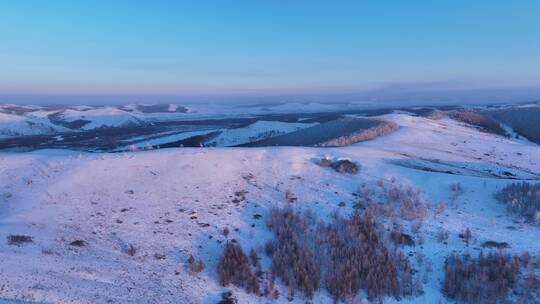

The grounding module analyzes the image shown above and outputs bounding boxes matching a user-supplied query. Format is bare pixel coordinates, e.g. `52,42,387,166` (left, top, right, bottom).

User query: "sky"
0,0,539,104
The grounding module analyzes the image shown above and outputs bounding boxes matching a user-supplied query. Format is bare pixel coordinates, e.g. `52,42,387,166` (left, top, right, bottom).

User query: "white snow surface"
123,130,216,150
0,112,66,138
0,114,539,303
205,120,317,147
58,107,142,130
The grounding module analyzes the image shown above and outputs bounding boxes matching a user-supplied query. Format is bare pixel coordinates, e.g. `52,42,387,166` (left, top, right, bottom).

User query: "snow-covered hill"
0,113,539,303
0,102,372,140
0,104,191,137
204,120,318,147
54,107,143,130
0,111,67,138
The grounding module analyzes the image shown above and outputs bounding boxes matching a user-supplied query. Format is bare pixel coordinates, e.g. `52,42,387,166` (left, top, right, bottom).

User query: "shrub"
247,271,260,295
187,255,204,274
434,201,446,217
450,183,463,207
264,240,274,256
437,228,449,243
525,268,540,287
410,220,422,234
356,183,374,208
316,157,359,174
218,243,251,287
496,182,540,224
460,227,472,246
218,291,237,304
249,248,259,268
390,229,415,246
285,190,297,203
69,240,87,247
520,251,532,267
267,208,320,298
481,241,510,249
217,243,259,294
126,244,137,256
250,248,263,278
331,159,358,174
261,269,280,299
41,248,54,255
7,235,33,246
443,252,521,303
450,182,462,194
385,185,428,221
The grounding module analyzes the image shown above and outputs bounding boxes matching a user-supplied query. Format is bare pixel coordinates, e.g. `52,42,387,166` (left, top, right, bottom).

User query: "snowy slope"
204,120,317,147
121,130,216,150
0,104,191,138
57,107,143,130
0,102,371,139
0,112,66,138
0,114,539,303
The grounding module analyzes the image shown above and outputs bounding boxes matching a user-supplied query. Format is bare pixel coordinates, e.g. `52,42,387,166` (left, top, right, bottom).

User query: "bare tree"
443,252,521,303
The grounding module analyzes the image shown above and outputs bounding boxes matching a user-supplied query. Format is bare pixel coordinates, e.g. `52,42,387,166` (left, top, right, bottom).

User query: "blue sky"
0,0,539,104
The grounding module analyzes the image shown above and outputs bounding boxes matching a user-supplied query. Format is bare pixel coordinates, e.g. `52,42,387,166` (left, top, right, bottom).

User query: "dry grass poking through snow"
357,180,429,222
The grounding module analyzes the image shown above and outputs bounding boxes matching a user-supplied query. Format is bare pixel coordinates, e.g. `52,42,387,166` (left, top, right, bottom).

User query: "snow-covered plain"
0,113,539,303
